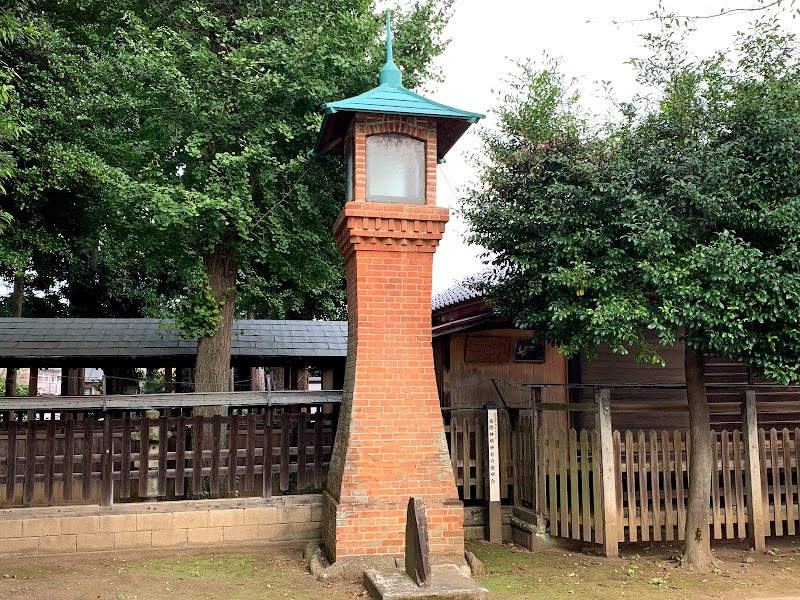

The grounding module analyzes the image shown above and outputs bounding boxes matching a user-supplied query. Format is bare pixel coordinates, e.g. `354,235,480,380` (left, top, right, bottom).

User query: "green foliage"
627,554,640,577
140,369,165,395
175,279,226,339
0,0,452,334
0,376,29,396
0,0,35,218
462,16,800,384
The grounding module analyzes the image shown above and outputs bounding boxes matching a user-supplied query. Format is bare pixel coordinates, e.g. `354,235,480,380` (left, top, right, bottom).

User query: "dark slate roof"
432,268,498,312
0,318,347,363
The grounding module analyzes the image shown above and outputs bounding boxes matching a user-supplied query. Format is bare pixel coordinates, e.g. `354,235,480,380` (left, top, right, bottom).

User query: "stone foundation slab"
363,565,488,600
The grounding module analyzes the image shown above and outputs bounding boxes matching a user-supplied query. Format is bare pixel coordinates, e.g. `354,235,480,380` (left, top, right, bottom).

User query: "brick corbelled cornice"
334,202,449,259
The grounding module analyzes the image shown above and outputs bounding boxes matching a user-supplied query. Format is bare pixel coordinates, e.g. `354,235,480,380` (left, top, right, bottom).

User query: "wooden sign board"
464,337,510,364
486,407,501,501
513,339,546,363
486,406,502,543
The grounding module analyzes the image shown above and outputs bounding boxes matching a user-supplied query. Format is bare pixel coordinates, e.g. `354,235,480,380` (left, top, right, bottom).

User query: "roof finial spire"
379,9,402,87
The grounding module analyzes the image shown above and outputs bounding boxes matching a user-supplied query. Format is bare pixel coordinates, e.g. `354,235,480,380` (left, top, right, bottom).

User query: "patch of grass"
143,555,258,580
627,554,640,577
466,540,800,600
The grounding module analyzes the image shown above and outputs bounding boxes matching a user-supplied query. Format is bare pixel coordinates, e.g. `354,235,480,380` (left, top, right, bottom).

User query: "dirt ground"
0,537,799,599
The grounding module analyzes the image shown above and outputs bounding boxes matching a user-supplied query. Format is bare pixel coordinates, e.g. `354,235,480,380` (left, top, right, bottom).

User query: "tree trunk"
105,367,139,395
193,244,236,496
194,243,237,398
4,274,24,397
250,367,265,392
682,343,717,571
268,366,284,391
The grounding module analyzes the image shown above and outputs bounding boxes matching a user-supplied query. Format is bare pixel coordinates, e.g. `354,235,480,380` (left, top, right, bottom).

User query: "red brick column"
322,199,464,562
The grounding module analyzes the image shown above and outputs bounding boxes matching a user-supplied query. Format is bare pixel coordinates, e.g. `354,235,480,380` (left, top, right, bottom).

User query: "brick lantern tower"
312,13,483,564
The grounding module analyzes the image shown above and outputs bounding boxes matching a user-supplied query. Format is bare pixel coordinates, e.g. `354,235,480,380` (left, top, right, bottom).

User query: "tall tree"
462,16,800,570
118,0,453,395
0,1,35,232
2,1,452,398
1,1,194,320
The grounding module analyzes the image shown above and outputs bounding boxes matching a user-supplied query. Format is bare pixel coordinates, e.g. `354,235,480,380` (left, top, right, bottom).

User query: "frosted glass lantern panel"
345,143,354,201
366,134,425,204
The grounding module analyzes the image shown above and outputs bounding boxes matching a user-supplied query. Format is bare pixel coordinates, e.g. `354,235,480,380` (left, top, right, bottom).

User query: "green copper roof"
321,85,484,123
311,11,483,161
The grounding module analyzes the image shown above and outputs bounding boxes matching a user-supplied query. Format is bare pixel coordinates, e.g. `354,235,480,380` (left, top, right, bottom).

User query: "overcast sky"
426,0,800,293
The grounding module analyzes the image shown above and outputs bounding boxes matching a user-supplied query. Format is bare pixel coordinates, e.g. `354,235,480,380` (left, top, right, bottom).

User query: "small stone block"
277,505,311,524
173,511,209,529
136,512,173,531
22,518,61,538
114,531,152,550
405,498,431,587
62,516,100,535
0,520,23,538
77,533,115,553
187,527,224,547
151,528,188,548
222,525,260,543
39,535,77,554
258,523,293,540
0,537,39,555
363,565,489,600
243,507,278,526
99,514,137,533
208,509,245,528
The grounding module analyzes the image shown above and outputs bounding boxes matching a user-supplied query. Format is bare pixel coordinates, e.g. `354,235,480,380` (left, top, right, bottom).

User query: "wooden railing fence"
0,392,339,508
3,384,798,559
440,386,800,557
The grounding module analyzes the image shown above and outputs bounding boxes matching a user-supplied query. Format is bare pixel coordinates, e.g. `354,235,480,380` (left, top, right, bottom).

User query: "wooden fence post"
742,389,766,552
595,387,619,557
531,387,541,515
101,414,113,507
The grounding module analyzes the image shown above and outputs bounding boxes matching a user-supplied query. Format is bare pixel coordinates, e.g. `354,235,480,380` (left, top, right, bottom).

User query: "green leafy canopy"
462,16,800,384
1,1,453,328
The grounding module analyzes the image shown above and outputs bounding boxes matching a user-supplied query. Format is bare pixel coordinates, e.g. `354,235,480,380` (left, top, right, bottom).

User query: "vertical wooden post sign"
486,403,502,543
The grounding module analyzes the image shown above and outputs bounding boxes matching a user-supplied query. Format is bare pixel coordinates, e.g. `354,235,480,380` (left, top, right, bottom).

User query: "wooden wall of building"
435,328,568,430
576,338,800,432
577,341,688,431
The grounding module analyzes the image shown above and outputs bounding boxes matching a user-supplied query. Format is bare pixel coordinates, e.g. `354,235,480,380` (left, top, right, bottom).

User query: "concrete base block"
363,565,489,600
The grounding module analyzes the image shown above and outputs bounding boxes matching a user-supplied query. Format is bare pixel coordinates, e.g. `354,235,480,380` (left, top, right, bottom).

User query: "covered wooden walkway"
0,317,347,396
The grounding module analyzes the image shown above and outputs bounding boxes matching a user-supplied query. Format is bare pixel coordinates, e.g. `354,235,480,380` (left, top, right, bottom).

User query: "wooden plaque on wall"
464,337,510,363
514,339,546,363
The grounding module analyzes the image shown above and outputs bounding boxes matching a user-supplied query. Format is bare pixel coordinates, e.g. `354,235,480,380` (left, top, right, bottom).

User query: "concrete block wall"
0,495,321,556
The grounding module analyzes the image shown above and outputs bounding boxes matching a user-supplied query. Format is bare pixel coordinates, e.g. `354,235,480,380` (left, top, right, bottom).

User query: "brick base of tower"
322,202,464,563
322,495,464,561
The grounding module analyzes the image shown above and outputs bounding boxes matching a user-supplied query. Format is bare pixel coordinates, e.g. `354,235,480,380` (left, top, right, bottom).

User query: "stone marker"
405,498,432,587
362,496,488,599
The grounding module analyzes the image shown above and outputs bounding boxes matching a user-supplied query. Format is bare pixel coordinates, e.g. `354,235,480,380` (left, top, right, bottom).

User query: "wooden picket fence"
444,409,515,502
534,426,604,544
522,388,800,556
0,406,338,508
614,426,800,542
759,427,800,537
